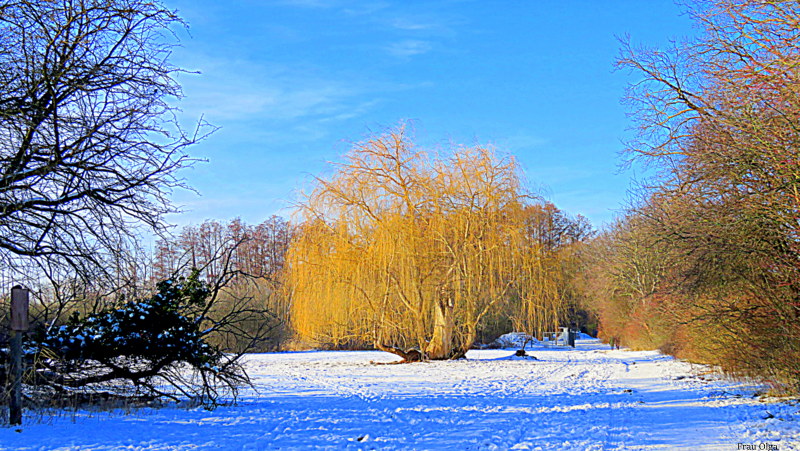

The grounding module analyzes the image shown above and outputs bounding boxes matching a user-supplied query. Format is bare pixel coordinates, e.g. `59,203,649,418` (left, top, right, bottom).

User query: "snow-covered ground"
2,339,799,450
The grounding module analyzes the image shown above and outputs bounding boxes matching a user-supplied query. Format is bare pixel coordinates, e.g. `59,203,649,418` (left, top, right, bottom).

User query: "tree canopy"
287,126,575,360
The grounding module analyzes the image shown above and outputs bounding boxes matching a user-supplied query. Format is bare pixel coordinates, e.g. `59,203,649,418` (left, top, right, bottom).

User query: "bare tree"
0,0,210,275
609,0,800,388
153,217,294,352
510,203,594,342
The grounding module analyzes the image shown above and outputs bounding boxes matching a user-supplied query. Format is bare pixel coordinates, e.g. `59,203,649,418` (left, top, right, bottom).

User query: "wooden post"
9,285,29,426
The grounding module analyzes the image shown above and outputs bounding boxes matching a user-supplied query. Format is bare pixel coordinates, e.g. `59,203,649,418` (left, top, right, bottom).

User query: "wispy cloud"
501,133,549,152
391,18,441,31
386,40,433,59
342,2,392,16
175,56,374,124
269,1,460,61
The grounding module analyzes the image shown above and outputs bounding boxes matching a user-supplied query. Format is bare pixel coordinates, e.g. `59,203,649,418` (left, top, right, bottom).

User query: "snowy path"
1,339,799,450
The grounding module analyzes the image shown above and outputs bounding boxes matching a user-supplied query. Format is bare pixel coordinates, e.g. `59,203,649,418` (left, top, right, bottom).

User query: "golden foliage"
286,125,564,360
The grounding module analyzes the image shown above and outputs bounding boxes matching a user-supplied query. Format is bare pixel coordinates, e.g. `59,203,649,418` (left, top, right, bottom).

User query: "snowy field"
2,339,799,450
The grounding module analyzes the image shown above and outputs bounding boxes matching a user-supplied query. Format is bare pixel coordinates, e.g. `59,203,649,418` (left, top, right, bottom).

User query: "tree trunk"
426,299,455,360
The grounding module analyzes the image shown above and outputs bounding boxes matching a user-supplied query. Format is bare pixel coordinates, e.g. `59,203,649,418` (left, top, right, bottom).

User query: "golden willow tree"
287,126,564,361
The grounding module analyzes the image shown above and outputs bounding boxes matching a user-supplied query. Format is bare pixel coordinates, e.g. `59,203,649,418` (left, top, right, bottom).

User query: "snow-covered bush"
489,332,538,349
31,271,247,408
42,277,214,364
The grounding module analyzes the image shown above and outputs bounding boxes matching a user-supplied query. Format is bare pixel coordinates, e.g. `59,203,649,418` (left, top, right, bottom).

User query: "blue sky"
166,0,696,230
